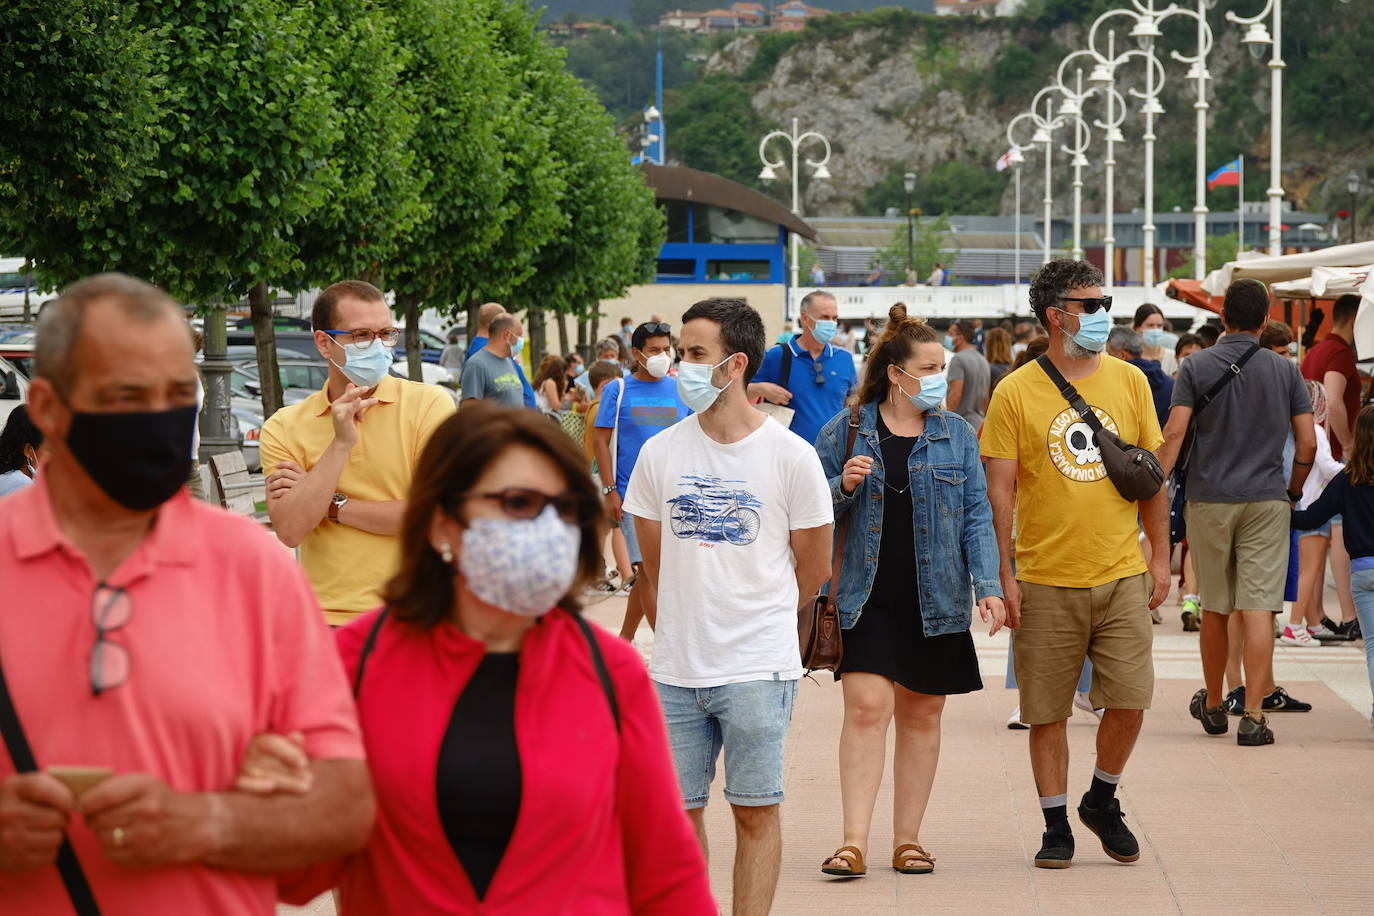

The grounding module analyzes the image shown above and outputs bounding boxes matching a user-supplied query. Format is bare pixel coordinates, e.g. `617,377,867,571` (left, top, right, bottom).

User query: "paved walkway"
283,585,1373,915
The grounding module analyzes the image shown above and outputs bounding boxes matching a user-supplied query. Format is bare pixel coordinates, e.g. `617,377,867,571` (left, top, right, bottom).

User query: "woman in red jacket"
253,404,713,914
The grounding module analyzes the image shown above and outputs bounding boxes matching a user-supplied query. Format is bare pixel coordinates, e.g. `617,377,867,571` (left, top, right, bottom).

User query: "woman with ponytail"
813,304,1005,879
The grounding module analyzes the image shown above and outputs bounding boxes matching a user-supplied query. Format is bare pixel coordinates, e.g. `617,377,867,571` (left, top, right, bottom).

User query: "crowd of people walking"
0,263,1370,915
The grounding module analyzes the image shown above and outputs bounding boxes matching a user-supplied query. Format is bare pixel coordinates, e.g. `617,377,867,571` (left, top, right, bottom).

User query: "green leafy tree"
383,0,516,378
665,75,768,185
1167,232,1238,280
0,1,166,292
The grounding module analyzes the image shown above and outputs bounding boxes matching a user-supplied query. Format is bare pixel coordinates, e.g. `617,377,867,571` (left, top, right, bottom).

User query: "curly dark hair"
1028,259,1104,328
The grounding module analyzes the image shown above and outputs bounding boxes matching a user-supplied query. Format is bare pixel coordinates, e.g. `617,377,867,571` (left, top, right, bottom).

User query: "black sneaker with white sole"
1262,686,1312,712
1189,688,1228,735
1077,795,1140,863
1034,828,1074,869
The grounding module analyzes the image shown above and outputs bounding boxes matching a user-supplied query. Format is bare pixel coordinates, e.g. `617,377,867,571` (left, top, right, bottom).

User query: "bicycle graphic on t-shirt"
667,475,762,546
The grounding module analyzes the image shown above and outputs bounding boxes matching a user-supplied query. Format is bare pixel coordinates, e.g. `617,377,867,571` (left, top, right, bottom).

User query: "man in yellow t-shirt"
981,260,1169,870
259,280,456,625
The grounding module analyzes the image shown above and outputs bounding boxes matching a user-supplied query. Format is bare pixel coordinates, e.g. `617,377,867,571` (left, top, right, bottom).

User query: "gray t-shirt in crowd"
460,348,525,408
948,347,990,426
1172,332,1312,503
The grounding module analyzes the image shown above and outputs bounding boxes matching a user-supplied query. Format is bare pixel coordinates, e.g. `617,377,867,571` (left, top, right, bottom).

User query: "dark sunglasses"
463,487,586,524
90,584,132,697
813,360,826,386
1058,295,1112,314
637,321,671,336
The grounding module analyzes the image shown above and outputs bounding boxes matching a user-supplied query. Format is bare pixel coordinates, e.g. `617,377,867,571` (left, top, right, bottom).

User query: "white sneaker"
1006,707,1029,730
1074,692,1104,721
1308,623,1338,639
1279,625,1318,647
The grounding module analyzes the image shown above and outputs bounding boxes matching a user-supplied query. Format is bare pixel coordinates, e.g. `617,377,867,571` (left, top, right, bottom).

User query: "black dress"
835,411,984,695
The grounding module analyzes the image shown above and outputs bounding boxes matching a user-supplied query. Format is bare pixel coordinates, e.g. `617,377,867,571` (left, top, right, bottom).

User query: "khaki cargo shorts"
1185,500,1290,614
1013,572,1155,725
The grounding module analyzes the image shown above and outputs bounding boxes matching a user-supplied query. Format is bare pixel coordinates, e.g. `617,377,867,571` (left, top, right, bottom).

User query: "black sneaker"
1237,713,1275,746
1261,686,1312,712
1077,795,1140,863
1220,685,1246,716
1189,688,1228,735
1315,618,1358,642
1034,828,1074,869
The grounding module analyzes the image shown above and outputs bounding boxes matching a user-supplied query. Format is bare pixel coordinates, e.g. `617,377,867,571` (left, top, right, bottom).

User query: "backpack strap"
779,341,793,391
0,653,102,916
352,607,391,698
1194,342,1261,412
571,614,621,733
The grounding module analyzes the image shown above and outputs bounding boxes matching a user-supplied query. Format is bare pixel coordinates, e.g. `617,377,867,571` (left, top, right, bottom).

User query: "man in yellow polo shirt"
982,259,1169,871
259,280,455,624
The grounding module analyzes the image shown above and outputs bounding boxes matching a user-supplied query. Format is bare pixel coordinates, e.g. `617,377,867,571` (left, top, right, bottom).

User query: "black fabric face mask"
66,405,196,511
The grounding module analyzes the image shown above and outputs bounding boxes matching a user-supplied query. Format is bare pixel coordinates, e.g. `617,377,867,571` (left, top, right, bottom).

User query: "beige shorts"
1013,573,1155,725
1185,500,1289,614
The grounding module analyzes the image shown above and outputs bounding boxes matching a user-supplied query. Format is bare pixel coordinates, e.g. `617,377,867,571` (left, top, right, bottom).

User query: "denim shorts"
620,510,642,566
655,679,797,809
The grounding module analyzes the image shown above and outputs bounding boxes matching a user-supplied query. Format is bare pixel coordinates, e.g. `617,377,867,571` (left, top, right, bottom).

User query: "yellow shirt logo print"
1046,405,1120,484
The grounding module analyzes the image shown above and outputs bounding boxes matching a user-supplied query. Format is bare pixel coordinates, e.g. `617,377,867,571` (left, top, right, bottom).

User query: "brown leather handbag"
798,404,860,672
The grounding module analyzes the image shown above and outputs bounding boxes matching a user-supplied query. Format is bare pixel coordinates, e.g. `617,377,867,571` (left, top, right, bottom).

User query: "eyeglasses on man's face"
322,327,401,348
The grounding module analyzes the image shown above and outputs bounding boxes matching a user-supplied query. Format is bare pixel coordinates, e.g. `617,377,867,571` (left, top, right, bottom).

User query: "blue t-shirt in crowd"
752,339,857,446
464,335,534,408
593,375,690,497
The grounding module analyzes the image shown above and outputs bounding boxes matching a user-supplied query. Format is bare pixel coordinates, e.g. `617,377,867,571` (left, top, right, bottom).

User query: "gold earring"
439,542,453,564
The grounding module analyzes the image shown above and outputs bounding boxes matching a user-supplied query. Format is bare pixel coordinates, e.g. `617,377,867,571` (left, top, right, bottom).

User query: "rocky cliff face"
699,15,1363,220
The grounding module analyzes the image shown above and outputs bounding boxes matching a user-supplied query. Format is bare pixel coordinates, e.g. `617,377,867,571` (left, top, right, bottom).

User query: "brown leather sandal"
892,843,935,874
820,845,866,877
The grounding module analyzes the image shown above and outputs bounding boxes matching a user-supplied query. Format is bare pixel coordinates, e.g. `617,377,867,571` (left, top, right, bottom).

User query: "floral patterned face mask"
458,506,581,617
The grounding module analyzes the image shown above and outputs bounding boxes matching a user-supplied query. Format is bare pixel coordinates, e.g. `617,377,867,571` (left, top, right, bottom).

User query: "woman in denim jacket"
815,304,1005,879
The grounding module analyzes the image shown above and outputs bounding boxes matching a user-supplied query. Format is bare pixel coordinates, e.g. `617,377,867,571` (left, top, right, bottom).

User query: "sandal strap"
893,844,935,865
824,845,864,867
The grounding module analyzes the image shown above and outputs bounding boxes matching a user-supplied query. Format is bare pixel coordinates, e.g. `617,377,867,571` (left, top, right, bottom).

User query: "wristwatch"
329,492,349,522
1287,489,1302,503
601,484,617,496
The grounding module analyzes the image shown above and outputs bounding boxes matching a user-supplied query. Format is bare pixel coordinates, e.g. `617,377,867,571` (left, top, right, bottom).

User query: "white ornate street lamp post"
758,118,832,295
1226,0,1283,256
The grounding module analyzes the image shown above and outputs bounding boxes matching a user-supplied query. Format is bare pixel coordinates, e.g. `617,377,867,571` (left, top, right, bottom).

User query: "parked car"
0,355,30,427
0,343,33,380
225,330,326,363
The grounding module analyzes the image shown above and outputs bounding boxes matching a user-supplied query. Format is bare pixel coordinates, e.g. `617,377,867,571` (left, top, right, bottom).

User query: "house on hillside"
698,8,743,33
770,0,829,32
731,1,766,28
546,20,617,37
934,0,1026,16
659,9,704,31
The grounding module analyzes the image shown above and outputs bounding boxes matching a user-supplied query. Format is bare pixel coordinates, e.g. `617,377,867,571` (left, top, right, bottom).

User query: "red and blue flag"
1208,158,1242,191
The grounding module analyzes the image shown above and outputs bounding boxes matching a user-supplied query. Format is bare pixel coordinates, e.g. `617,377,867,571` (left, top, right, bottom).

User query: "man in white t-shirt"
625,297,833,916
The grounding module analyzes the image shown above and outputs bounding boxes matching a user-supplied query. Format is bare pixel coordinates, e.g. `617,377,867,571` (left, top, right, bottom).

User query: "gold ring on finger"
112,826,125,847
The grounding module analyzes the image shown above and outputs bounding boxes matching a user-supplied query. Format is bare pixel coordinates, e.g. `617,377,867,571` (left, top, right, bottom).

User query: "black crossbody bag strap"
1178,342,1261,473
0,654,102,916
1036,355,1105,432
779,342,793,390
353,607,620,733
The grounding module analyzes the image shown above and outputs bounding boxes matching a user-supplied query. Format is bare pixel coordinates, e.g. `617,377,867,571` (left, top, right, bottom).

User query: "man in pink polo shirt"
0,274,374,914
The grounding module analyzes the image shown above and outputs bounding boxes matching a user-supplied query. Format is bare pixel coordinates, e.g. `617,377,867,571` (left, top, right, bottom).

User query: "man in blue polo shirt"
748,290,856,445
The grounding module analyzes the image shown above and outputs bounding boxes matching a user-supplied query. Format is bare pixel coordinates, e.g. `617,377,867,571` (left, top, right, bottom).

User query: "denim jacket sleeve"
814,409,859,519
959,428,1004,600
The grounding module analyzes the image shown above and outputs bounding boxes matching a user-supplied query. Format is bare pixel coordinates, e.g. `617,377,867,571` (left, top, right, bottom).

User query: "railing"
790,284,1207,322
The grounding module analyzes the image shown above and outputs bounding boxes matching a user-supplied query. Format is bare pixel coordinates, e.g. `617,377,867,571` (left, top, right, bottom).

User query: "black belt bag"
1037,355,1165,502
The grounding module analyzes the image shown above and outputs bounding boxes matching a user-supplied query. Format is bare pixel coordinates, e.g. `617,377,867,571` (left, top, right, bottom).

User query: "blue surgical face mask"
1060,307,1110,353
897,368,947,411
943,334,955,350
676,355,735,413
1141,327,1167,348
811,318,838,345
572,363,585,377
510,335,525,359
330,339,393,388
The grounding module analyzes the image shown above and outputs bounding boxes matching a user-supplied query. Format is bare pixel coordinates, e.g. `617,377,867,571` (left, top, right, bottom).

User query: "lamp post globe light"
1003,145,1027,296
1008,87,1088,269
1055,50,1129,281
1087,4,1172,288
1161,1,1215,281
1225,0,1284,256
758,118,832,299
